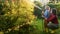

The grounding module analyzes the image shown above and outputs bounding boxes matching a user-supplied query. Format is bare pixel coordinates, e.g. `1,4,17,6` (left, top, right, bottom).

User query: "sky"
40,0,49,5
30,0,50,5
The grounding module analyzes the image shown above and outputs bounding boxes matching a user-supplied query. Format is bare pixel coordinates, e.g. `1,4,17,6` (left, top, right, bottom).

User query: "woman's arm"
47,14,55,21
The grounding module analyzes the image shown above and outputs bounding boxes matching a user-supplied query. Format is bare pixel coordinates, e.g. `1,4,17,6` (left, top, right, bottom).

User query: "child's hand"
45,18,47,20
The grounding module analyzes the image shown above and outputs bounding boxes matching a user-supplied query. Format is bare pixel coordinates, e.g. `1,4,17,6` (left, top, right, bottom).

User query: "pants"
47,22,59,30
44,19,48,27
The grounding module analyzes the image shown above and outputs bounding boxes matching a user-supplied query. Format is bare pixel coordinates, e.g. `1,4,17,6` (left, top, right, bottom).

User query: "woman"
47,8,59,33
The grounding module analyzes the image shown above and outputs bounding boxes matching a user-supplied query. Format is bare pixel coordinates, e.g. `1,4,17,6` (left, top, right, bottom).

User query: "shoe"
46,28,49,33
51,30,55,34
44,28,49,33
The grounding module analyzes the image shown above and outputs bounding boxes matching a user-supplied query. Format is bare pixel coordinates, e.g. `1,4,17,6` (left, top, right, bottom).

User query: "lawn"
0,19,60,34
30,18,60,34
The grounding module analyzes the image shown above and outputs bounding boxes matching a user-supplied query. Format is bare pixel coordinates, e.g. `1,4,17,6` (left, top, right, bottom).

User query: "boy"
42,6,50,32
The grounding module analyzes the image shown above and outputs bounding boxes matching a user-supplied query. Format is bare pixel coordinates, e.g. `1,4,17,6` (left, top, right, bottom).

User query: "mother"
47,8,59,33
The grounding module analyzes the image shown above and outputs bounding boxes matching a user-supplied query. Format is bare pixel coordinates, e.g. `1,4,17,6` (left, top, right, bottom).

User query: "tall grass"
31,18,60,34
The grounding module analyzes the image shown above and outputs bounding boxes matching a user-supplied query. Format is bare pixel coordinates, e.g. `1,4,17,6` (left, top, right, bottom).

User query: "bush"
0,0,35,33
34,1,42,19
47,3,60,16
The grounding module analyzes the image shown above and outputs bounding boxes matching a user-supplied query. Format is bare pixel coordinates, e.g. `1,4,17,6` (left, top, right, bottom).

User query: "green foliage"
47,3,60,16
0,0,35,33
34,1,42,19
47,3,56,8
55,3,60,16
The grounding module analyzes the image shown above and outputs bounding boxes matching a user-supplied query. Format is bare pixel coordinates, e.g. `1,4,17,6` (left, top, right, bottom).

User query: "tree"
47,2,60,16
34,1,42,19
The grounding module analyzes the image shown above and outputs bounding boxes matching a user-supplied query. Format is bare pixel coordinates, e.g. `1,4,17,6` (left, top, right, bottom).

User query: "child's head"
52,8,57,15
45,6,50,10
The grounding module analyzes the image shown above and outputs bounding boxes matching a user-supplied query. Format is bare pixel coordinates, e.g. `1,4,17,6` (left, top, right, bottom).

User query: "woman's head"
52,8,57,15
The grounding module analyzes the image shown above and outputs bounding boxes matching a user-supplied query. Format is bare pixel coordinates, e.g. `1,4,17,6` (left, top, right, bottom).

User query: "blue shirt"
44,10,50,18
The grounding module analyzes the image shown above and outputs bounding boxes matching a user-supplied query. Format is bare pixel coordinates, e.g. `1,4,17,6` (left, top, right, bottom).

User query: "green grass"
30,19,45,34
30,18,60,34
0,19,60,34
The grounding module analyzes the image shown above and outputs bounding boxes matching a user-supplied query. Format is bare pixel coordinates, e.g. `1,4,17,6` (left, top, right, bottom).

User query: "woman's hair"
52,8,57,15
